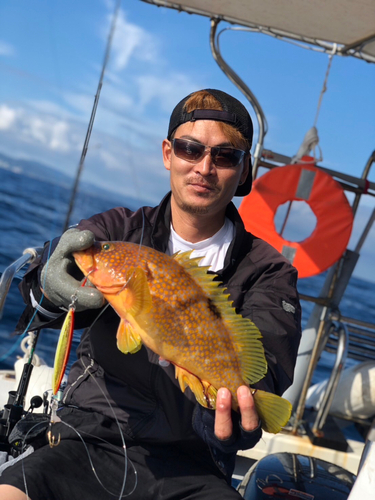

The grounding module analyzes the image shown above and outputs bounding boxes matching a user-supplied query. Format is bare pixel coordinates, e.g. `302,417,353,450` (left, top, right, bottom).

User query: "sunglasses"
171,138,247,168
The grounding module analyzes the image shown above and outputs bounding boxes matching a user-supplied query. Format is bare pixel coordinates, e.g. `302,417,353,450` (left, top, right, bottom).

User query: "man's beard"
178,178,218,214
179,202,210,215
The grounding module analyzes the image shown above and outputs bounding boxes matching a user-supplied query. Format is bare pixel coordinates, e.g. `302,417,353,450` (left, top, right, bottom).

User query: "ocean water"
0,166,374,386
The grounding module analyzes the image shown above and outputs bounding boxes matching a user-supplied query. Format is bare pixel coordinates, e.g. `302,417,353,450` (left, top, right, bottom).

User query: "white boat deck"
237,428,364,475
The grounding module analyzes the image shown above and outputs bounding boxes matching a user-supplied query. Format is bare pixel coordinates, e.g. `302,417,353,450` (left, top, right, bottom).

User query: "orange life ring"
239,162,353,278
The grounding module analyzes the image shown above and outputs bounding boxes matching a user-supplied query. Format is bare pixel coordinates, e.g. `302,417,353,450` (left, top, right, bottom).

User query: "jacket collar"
151,192,172,253
222,202,249,274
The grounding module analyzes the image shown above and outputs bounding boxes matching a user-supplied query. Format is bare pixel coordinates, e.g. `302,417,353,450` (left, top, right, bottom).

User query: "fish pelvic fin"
253,389,292,434
173,251,268,385
119,266,152,317
175,365,218,409
117,318,142,354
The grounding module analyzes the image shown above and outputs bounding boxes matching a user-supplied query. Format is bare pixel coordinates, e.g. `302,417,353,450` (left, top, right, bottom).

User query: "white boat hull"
307,361,375,420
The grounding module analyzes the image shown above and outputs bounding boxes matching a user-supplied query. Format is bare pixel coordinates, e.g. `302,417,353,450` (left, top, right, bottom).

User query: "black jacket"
17,192,301,481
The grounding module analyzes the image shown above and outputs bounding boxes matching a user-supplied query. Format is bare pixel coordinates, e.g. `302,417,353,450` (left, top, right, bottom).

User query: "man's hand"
214,386,259,440
40,228,105,312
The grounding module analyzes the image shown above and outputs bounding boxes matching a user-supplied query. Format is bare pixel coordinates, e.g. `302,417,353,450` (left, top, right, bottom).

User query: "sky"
0,0,374,281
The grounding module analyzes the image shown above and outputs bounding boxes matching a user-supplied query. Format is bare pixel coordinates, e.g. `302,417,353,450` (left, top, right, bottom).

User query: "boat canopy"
142,0,375,63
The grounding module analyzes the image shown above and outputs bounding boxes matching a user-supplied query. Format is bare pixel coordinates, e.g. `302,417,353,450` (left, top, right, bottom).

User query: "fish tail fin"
253,389,292,434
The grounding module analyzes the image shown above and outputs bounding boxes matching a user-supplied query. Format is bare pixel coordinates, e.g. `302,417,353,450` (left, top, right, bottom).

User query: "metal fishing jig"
52,293,77,395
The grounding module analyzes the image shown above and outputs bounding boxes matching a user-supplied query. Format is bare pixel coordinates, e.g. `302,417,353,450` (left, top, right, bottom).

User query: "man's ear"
162,139,172,171
240,155,250,185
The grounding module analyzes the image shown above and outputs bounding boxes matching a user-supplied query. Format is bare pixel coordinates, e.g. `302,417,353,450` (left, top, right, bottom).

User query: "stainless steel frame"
0,248,43,321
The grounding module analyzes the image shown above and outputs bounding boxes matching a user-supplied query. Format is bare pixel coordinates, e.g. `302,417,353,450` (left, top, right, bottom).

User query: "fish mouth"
73,248,96,276
73,247,127,293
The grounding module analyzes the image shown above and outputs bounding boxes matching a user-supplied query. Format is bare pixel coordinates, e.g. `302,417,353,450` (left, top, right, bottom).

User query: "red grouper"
73,240,292,433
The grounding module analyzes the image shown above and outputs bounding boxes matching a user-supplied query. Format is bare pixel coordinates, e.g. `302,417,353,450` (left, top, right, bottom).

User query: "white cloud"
136,73,198,113
28,117,48,144
0,6,197,202
105,9,159,72
0,98,169,204
98,148,123,170
0,103,80,153
100,85,133,112
49,121,70,151
89,5,201,139
26,100,72,118
23,115,72,152
0,40,15,56
0,105,17,130
63,92,96,117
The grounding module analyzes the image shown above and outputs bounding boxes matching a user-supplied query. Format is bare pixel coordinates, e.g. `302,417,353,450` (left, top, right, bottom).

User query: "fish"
73,241,292,433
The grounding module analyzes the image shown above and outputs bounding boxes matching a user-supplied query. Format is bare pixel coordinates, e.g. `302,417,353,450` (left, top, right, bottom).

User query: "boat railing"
0,247,43,321
258,149,375,204
310,321,349,434
259,148,375,436
296,312,375,443
326,316,375,363
290,309,375,435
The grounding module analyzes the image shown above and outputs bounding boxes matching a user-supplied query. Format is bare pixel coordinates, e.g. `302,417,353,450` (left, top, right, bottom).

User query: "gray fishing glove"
40,228,105,312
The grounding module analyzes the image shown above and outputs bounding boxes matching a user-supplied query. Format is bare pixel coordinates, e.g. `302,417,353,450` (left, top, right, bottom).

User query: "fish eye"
102,243,111,251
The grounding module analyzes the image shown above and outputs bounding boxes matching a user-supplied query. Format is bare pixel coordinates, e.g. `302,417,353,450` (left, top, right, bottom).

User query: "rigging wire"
63,0,122,232
313,44,337,128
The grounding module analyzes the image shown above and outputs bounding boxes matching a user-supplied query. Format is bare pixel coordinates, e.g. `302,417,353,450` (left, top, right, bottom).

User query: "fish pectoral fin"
121,267,152,317
116,318,142,354
174,366,218,409
252,389,292,434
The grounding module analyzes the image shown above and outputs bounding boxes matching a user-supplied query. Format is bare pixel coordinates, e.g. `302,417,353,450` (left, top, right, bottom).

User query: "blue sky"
0,0,374,281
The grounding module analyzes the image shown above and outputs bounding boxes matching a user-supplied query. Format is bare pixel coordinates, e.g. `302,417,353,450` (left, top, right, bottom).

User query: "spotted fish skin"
74,241,292,433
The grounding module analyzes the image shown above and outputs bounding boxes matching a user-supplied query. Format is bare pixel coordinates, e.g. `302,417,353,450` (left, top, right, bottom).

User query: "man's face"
162,120,249,217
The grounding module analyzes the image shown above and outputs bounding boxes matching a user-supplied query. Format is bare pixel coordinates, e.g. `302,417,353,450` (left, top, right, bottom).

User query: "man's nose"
194,149,216,175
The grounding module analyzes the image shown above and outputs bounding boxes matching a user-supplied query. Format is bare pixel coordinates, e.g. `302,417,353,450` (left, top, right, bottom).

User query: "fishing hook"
47,396,61,448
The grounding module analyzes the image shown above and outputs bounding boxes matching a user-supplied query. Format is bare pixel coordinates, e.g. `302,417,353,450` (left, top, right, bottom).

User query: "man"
0,89,301,499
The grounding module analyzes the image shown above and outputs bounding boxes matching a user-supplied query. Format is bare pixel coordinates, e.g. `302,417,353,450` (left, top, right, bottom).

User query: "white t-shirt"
166,218,235,272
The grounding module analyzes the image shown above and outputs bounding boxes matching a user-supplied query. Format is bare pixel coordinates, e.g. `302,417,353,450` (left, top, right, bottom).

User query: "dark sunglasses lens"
212,147,244,168
173,139,204,161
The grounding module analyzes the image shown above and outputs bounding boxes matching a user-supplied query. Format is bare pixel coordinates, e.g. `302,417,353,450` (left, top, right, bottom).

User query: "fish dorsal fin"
173,251,267,385
172,250,204,268
119,267,152,317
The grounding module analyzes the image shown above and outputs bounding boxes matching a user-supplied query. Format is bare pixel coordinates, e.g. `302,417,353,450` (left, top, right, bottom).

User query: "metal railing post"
312,322,349,434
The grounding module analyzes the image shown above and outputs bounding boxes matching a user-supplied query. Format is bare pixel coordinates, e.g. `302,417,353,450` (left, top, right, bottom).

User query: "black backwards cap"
167,89,253,196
